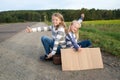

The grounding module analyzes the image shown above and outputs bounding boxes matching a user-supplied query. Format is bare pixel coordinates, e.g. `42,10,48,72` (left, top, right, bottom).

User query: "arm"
47,28,65,58
78,13,84,23
32,26,51,32
51,29,65,55
67,34,80,50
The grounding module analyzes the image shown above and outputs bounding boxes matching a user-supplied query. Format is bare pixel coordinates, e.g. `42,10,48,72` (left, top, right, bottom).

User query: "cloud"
81,0,120,9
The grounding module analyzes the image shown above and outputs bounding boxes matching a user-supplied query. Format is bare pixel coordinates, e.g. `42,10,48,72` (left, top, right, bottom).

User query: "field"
66,20,120,56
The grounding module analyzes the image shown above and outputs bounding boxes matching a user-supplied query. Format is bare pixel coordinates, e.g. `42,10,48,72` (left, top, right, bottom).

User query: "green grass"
46,20,120,56
83,20,120,24
79,20,120,56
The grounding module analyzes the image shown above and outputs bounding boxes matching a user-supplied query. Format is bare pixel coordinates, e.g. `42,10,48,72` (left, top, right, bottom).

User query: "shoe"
40,55,47,61
40,55,53,61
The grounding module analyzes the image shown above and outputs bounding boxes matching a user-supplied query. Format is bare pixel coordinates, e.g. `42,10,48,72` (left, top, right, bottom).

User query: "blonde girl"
26,13,66,60
66,13,91,51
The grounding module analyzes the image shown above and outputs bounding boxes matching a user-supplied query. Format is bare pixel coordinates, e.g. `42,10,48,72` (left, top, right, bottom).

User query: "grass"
83,20,120,24
79,20,120,56
46,20,120,56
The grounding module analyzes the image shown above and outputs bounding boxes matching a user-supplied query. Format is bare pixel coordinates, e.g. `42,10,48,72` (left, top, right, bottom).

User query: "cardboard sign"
61,48,104,71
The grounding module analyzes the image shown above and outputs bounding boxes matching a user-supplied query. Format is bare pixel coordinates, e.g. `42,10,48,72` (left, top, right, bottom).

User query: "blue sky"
0,0,120,11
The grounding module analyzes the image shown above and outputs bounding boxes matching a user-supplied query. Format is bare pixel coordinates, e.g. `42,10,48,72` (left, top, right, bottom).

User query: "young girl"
66,13,91,51
26,13,66,60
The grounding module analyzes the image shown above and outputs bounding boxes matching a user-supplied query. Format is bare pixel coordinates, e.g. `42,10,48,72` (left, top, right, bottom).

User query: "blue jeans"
77,40,92,48
41,36,61,55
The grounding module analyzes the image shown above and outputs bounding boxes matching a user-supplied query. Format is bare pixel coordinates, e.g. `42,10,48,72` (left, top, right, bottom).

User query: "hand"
46,53,53,59
25,26,33,33
78,45,82,52
78,47,82,52
81,13,85,19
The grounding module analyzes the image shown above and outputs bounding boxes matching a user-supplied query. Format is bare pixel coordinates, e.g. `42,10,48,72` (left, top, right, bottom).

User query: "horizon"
0,8,119,12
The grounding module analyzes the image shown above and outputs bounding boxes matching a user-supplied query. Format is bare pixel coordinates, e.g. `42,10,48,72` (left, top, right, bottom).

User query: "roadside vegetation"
80,20,120,56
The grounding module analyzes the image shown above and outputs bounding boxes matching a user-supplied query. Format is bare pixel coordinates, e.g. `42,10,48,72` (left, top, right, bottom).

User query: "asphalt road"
0,22,38,42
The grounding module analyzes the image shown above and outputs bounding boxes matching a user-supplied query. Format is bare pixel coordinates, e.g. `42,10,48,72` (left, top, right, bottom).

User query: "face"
52,16,61,27
70,23,80,33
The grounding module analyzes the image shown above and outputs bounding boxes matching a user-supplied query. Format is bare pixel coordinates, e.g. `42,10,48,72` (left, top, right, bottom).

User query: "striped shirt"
66,32,80,50
32,25,66,55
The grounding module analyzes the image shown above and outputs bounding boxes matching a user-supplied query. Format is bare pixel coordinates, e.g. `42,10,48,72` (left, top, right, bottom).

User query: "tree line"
0,8,119,23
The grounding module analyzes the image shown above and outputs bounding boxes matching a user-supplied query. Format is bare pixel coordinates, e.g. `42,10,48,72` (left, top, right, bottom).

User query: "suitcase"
53,54,61,65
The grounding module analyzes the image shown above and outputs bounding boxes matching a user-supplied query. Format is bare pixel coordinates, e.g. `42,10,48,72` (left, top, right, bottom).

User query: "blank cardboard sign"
61,48,104,71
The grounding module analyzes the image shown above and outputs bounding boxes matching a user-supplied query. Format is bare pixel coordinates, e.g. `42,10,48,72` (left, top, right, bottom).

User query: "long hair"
68,20,81,40
52,13,67,32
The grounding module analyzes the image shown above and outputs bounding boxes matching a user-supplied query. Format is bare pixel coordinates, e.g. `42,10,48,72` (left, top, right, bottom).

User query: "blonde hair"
52,13,66,31
68,20,81,40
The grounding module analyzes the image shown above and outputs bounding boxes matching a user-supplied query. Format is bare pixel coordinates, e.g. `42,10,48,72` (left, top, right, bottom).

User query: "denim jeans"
77,40,92,48
41,36,61,55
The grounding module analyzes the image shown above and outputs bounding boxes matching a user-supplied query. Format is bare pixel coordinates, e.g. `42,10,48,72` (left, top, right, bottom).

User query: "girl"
26,13,66,60
66,13,91,51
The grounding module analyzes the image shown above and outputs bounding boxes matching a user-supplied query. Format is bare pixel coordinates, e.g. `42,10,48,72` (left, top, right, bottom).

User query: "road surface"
0,22,38,42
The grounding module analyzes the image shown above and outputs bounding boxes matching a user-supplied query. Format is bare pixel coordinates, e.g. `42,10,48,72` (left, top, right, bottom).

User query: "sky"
0,0,120,11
